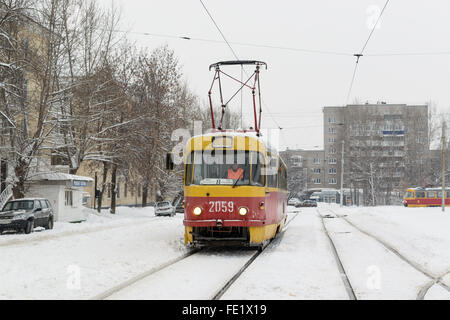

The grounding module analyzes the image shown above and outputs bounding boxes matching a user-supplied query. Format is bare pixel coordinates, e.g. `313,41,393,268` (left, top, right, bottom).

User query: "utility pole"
340,140,345,207
442,122,446,212
370,162,375,206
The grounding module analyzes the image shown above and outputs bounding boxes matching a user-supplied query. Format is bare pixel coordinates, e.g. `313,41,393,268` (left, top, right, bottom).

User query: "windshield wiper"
232,168,246,188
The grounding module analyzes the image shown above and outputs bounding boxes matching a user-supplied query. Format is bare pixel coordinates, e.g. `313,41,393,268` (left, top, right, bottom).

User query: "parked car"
287,198,301,206
295,200,317,208
147,201,156,207
175,201,184,213
155,201,175,217
0,198,54,234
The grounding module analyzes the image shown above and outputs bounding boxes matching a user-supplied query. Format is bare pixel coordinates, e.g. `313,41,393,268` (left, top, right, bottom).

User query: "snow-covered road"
0,204,449,299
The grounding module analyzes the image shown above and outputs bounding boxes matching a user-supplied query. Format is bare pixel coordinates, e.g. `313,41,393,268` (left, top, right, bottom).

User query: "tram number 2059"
209,201,234,213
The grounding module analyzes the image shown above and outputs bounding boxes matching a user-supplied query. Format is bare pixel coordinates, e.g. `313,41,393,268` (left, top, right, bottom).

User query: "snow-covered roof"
30,172,93,182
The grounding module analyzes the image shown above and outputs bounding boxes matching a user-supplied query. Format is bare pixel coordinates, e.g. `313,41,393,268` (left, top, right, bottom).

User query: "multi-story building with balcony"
323,103,429,204
282,102,430,205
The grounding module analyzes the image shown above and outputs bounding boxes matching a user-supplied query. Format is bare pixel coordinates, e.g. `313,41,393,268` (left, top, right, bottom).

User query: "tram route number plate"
208,201,234,213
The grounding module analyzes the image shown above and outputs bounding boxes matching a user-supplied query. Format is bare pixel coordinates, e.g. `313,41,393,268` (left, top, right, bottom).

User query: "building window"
328,137,336,143
328,158,337,164
329,167,337,174
65,190,73,206
328,127,336,134
328,178,337,184
313,168,321,174
328,117,336,124
291,156,302,167
313,158,321,164
329,147,336,154
313,178,321,184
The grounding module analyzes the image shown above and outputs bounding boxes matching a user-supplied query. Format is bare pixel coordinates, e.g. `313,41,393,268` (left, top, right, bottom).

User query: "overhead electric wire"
359,0,391,54
109,29,353,57
107,28,450,58
198,0,285,138
345,0,390,105
199,0,240,61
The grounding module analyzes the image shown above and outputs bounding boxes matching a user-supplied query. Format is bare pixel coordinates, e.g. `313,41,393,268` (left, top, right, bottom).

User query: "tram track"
322,207,450,300
91,212,299,300
90,247,201,300
318,209,357,300
211,212,299,300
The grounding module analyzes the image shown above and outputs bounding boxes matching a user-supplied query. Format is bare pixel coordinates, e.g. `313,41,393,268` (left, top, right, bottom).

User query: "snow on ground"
0,206,157,247
321,213,430,299
221,209,349,299
424,284,450,300
0,206,187,299
1,203,450,300
330,205,450,282
107,249,256,300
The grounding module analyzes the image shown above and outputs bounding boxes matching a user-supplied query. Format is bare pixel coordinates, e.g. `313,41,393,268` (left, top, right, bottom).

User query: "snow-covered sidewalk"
0,207,188,299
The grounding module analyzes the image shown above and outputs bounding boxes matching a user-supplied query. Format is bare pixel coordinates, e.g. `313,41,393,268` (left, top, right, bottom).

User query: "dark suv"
0,198,54,234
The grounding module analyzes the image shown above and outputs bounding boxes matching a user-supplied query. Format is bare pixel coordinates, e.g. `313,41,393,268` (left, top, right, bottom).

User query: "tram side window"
185,152,194,186
266,154,278,188
250,152,265,186
278,165,287,190
438,191,450,198
415,191,425,198
426,191,436,198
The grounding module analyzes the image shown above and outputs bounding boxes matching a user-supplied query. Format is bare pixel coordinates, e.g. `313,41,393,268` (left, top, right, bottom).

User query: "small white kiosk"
26,172,93,222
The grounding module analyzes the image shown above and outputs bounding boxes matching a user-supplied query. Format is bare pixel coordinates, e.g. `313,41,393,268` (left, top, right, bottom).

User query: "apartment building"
280,148,325,192
323,103,429,204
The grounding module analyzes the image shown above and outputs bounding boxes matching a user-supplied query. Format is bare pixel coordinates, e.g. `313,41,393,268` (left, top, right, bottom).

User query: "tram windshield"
185,150,265,186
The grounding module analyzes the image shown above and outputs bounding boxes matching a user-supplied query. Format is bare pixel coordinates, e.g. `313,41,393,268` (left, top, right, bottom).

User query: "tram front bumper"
183,219,265,227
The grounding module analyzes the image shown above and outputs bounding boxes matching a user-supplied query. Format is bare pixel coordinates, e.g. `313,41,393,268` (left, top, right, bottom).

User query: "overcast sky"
99,0,450,150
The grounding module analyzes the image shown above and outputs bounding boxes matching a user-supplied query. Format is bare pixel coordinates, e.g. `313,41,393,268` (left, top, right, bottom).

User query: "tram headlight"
193,206,202,216
238,207,248,216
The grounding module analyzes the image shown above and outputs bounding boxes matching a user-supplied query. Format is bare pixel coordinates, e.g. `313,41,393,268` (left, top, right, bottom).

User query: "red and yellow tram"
403,187,450,207
167,60,287,248
182,132,287,248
